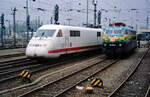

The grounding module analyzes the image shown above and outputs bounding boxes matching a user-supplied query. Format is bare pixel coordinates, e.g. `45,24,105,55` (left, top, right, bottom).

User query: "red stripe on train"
48,45,100,53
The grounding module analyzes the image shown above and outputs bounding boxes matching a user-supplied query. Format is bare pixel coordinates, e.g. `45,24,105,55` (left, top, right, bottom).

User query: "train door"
64,29,70,54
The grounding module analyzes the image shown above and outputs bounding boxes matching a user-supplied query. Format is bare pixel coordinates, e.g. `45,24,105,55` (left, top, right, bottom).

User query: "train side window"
70,30,74,37
77,31,80,36
57,29,63,37
70,30,80,37
97,32,101,37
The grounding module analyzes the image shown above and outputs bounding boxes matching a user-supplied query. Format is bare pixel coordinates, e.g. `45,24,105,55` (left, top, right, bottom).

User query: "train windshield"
106,30,113,34
34,29,56,37
114,30,121,34
105,30,122,36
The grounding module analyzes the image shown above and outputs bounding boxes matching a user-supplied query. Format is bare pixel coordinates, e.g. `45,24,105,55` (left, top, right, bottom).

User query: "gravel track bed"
0,51,103,97
111,48,150,97
61,48,148,97
19,57,115,97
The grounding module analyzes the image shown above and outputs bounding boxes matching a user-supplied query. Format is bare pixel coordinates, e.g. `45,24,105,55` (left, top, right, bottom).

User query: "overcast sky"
0,0,150,29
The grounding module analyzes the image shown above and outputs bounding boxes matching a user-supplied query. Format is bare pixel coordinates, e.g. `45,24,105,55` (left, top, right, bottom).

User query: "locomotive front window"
106,30,113,34
114,30,121,34
34,30,56,37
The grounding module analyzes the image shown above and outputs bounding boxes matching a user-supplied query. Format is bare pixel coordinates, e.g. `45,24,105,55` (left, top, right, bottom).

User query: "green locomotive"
103,23,137,56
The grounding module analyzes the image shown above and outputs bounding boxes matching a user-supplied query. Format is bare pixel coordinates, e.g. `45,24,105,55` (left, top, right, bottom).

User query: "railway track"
145,86,150,97
0,53,83,83
0,53,25,59
17,58,118,97
0,53,92,83
0,50,104,92
44,48,148,97
0,56,75,83
0,58,38,83
0,49,147,97
0,58,35,70
107,48,149,97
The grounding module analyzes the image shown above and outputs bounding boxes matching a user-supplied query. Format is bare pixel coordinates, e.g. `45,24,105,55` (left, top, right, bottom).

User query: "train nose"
35,45,48,57
26,40,53,58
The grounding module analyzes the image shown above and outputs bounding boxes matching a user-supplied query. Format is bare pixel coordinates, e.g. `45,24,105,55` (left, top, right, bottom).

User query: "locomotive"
26,24,103,58
103,22,137,56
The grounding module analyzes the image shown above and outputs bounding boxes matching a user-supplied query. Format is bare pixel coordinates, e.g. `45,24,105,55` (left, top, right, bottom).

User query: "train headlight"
103,43,107,46
119,44,122,46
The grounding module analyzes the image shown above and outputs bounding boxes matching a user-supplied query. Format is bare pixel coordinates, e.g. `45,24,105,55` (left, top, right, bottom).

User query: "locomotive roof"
38,24,102,31
104,26,135,31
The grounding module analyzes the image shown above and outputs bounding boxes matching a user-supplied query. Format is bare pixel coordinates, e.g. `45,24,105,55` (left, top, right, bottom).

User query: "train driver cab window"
34,30,56,37
106,30,112,34
57,29,63,37
114,30,121,34
97,32,101,37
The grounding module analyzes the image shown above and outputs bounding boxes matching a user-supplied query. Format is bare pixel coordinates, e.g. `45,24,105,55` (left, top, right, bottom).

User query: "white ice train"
26,25,103,58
